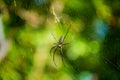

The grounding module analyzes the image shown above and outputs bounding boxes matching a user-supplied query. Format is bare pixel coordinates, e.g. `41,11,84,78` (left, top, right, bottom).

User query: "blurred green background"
0,0,120,80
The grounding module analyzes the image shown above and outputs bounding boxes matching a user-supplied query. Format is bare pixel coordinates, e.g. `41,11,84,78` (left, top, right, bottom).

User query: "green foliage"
0,0,120,80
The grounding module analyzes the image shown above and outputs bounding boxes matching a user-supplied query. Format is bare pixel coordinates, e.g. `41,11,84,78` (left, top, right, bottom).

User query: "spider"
50,26,71,66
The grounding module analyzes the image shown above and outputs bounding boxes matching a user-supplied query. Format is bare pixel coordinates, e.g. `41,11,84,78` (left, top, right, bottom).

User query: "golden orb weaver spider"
50,26,71,66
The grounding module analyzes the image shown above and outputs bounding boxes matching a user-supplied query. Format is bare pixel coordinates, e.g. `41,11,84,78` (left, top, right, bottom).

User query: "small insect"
50,26,71,66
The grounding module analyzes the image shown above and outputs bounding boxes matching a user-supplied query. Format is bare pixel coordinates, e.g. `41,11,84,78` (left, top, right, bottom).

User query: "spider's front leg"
59,48,65,66
50,46,56,55
53,46,58,66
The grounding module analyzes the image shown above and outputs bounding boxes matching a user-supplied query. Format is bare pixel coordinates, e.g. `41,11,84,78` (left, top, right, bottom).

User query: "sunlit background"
0,0,120,80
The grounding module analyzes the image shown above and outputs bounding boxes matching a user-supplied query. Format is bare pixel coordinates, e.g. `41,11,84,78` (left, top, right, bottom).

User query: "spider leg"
63,42,71,45
60,48,65,66
50,32,58,43
50,46,56,56
53,46,58,66
63,25,71,42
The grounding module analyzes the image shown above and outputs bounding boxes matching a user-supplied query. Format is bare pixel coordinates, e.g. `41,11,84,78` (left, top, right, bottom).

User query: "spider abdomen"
59,36,64,43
